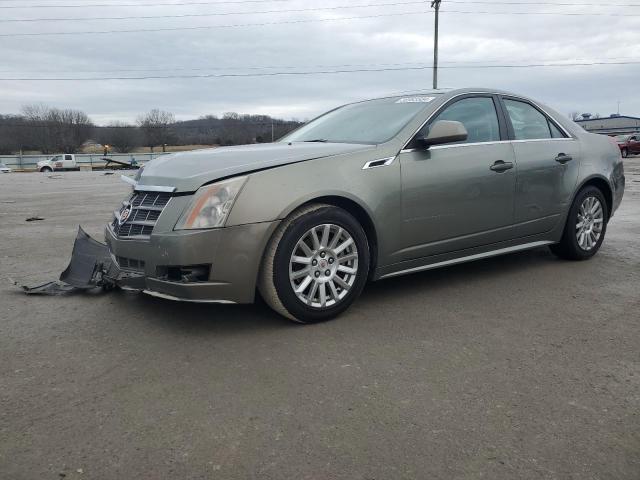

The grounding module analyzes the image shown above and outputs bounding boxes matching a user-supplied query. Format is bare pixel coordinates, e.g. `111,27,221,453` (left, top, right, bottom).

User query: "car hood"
137,142,374,192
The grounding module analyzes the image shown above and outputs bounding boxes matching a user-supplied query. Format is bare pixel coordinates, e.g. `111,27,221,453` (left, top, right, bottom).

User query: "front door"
397,95,517,262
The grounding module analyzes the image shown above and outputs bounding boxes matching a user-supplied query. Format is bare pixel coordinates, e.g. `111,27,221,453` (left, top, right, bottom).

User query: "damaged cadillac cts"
105,88,625,323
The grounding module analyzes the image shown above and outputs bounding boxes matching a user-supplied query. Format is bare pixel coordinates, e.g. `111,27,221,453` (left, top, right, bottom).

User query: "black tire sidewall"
621,148,628,158
272,206,370,323
563,186,609,259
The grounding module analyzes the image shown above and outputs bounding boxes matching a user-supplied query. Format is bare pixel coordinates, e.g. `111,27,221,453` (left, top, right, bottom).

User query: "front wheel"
258,204,370,323
40,167,53,173
549,186,608,260
621,147,628,158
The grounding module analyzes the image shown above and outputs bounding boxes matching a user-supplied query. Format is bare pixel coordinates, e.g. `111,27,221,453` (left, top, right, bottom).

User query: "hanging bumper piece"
18,226,142,295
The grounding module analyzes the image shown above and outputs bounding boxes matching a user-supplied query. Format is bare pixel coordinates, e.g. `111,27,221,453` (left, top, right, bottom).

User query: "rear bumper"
105,220,279,304
612,161,625,215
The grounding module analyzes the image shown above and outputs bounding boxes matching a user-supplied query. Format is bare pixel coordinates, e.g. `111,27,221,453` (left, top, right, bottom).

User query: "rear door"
500,96,580,236
63,154,75,169
629,135,640,154
397,94,517,261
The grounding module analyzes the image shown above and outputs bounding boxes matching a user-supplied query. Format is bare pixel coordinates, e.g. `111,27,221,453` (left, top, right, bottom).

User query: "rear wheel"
549,186,608,260
621,147,628,158
258,203,370,323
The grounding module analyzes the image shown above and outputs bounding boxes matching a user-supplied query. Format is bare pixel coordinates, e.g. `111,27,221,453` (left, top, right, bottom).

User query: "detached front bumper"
105,220,279,304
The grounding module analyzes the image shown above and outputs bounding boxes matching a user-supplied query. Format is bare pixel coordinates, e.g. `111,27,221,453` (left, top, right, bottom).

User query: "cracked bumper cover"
104,220,279,304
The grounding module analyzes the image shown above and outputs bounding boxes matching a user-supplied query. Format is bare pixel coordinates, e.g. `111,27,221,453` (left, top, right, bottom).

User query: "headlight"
174,176,247,230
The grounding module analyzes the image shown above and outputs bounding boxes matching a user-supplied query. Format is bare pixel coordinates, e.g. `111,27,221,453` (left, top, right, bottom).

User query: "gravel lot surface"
1,162,639,480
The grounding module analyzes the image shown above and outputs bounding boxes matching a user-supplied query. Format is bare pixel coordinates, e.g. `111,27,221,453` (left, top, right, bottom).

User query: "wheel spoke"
328,280,339,301
295,276,312,294
319,283,327,307
578,231,586,248
337,253,357,264
292,256,312,265
334,275,351,291
320,224,330,248
310,227,321,250
337,265,357,275
335,237,354,255
291,268,311,280
329,227,342,248
307,280,319,305
298,239,313,257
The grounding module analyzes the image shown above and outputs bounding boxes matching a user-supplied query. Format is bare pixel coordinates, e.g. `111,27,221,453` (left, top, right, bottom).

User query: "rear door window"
504,98,561,140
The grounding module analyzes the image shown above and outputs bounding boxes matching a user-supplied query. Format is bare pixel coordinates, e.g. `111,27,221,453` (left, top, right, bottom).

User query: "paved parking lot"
1,163,639,480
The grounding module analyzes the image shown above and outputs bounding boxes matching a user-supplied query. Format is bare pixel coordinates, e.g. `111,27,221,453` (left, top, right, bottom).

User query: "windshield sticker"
395,96,436,104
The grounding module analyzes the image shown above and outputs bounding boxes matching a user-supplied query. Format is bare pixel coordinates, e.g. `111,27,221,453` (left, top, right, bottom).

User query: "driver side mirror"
414,120,468,148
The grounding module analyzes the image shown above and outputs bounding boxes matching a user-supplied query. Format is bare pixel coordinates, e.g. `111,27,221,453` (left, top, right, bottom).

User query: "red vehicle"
615,134,640,158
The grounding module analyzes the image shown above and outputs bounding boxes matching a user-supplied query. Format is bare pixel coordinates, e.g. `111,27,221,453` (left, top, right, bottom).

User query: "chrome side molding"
380,241,554,279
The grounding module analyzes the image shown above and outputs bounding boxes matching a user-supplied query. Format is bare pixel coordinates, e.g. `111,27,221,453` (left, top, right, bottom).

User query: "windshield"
615,135,630,142
282,96,438,145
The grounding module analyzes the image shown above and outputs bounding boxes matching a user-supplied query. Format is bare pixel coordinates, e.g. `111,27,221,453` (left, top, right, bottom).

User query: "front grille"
116,256,146,272
111,191,172,239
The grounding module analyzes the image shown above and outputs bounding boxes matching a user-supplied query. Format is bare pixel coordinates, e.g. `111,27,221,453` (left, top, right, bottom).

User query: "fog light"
156,265,211,283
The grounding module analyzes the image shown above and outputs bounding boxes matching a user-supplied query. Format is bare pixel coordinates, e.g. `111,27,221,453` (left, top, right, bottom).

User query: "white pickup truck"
37,154,79,172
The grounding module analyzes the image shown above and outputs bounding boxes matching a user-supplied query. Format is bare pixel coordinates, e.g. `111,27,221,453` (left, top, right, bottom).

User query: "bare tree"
137,109,175,151
569,111,582,121
97,122,141,153
20,104,93,153
0,115,24,154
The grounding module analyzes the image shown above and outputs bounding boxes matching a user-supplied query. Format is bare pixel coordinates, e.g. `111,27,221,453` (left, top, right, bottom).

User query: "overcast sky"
0,0,639,124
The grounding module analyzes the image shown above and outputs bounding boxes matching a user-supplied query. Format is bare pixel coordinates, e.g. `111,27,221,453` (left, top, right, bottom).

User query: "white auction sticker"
395,96,436,104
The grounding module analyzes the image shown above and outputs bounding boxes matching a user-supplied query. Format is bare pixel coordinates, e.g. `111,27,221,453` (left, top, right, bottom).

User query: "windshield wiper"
303,139,329,143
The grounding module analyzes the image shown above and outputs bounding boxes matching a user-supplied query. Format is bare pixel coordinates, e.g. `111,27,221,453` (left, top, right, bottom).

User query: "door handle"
555,153,573,164
490,160,514,173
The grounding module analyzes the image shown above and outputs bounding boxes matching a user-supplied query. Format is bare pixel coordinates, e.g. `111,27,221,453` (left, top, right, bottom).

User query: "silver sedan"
106,88,625,323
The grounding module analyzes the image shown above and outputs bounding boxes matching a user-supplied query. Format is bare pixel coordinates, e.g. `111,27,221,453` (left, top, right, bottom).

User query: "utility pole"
431,0,442,90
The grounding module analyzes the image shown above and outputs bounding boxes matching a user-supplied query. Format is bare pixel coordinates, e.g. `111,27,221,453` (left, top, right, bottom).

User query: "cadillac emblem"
118,202,133,226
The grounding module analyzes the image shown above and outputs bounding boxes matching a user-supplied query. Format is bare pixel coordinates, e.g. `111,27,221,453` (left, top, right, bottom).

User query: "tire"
549,185,608,261
621,148,628,158
258,203,370,323
40,167,53,173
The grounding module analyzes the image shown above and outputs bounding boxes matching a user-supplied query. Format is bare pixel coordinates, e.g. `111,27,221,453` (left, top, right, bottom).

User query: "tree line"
0,105,303,155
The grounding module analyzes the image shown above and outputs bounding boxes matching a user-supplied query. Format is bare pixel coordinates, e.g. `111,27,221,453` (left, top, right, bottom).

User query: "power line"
0,0,295,9
0,11,433,37
2,0,639,8
446,0,640,6
3,7,640,38
0,1,429,22
0,60,638,81
2,56,639,75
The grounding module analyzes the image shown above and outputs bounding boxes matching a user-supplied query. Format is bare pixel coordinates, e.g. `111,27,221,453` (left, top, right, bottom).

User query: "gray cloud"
1,0,639,124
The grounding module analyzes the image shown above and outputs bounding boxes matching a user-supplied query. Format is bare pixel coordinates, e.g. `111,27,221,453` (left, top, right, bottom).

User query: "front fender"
226,150,403,267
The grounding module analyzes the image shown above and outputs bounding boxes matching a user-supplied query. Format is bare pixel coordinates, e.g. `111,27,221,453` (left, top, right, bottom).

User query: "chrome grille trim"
111,191,172,239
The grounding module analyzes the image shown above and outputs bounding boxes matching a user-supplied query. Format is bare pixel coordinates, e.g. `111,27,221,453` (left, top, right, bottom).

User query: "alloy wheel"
576,196,604,251
289,224,359,308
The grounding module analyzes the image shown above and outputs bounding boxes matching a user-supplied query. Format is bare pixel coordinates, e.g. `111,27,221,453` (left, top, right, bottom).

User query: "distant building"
575,114,640,135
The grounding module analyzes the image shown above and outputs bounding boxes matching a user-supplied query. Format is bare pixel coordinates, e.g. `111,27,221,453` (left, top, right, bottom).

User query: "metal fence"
0,152,172,171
